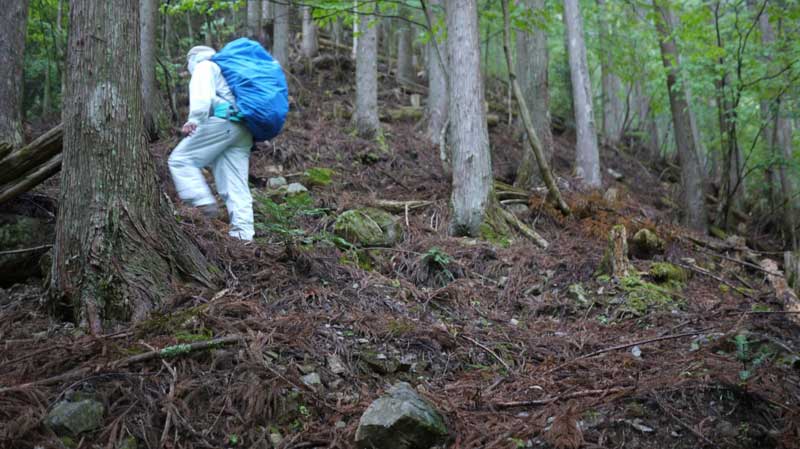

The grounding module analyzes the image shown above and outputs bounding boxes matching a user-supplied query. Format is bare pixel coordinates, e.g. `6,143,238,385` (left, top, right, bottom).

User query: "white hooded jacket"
186,46,237,126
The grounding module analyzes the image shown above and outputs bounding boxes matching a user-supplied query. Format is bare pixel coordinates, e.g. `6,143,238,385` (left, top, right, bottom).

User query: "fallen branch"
0,335,243,394
675,261,755,298
544,329,712,374
460,335,511,372
497,206,549,249
0,244,52,256
368,199,433,213
493,387,631,409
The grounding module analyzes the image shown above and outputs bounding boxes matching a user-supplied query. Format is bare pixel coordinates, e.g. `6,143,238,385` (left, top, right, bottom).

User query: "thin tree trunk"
0,0,29,149
261,0,274,49
301,6,319,58
563,0,601,189
140,0,160,140
55,0,218,333
514,0,554,189
247,0,262,41
653,0,707,232
273,1,290,65
596,0,623,147
333,16,344,47
446,0,492,236
396,8,415,85
423,0,448,145
354,4,380,138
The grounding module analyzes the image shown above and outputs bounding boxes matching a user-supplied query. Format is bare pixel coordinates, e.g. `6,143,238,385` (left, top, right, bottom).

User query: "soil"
1,52,799,449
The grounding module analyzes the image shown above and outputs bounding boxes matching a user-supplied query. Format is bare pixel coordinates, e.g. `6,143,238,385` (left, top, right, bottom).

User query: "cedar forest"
2,0,800,448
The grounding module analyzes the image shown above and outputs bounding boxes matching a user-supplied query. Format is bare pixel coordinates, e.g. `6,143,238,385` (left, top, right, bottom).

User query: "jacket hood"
187,46,217,74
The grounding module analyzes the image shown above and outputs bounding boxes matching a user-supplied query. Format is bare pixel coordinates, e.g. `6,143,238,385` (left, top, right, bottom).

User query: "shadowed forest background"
1,0,800,448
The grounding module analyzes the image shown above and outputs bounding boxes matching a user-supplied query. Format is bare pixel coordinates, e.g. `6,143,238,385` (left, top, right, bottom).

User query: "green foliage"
303,167,335,186
619,273,682,315
734,332,773,383
254,191,327,241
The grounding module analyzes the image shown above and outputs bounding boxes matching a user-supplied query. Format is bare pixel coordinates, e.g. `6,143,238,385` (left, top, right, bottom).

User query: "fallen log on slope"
0,124,63,205
760,259,800,325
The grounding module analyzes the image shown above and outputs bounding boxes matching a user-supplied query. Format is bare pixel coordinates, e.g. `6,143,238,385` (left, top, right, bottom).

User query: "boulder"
286,183,308,194
334,208,401,247
45,399,105,436
629,228,665,259
355,382,448,449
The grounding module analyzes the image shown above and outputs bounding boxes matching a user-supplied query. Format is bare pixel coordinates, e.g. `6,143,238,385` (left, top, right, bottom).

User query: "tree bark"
272,0,290,65
446,0,492,236
354,4,381,139
140,0,160,141
423,0,448,145
596,0,623,147
54,0,218,333
262,0,274,49
396,8,415,85
563,0,601,189
301,6,319,58
0,0,29,149
653,0,707,232
514,0,554,189
247,0,262,41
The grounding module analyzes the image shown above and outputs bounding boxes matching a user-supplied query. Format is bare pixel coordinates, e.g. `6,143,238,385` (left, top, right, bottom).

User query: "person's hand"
181,122,197,136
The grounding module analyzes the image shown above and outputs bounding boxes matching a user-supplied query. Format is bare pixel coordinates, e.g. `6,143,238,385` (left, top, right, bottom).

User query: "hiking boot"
199,203,220,219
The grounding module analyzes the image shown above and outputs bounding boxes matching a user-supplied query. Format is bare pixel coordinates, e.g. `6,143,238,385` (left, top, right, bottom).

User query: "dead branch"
497,206,549,249
368,199,433,213
493,387,631,408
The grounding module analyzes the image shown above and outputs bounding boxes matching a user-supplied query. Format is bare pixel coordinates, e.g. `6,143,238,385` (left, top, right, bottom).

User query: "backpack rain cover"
212,38,289,141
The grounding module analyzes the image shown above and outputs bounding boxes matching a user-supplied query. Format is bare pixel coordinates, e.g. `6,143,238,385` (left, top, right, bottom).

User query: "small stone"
328,354,346,375
301,373,322,387
269,432,283,446
567,284,589,305
625,418,654,433
355,382,448,449
607,168,624,181
510,318,520,326
286,183,308,194
631,346,642,358
267,176,287,188
335,420,347,429
46,399,105,436
603,187,619,202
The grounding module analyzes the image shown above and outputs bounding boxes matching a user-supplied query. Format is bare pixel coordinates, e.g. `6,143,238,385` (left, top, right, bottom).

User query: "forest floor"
2,52,800,449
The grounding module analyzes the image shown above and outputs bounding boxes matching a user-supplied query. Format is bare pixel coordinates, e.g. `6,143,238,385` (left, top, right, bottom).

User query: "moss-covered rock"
629,228,665,259
334,208,401,247
45,399,105,436
355,382,448,449
649,262,688,284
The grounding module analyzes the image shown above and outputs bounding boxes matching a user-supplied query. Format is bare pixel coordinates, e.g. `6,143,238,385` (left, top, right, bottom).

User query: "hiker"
168,45,255,241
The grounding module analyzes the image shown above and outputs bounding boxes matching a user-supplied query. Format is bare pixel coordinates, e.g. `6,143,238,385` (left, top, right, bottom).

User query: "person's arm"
186,61,216,127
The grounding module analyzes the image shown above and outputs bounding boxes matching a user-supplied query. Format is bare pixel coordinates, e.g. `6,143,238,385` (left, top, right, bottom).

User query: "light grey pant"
168,117,255,240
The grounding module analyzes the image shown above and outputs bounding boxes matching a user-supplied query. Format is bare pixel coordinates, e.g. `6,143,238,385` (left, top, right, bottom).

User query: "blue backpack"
211,38,289,141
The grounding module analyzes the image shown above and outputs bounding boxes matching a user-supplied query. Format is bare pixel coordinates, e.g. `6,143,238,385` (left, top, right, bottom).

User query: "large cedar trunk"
514,0,554,189
247,0,262,40
272,1,290,65
424,0,448,145
596,0,623,147
653,0,707,232
0,0,29,149
140,0,160,140
53,0,219,333
446,0,492,236
563,0,601,189
396,9,415,85
354,5,381,139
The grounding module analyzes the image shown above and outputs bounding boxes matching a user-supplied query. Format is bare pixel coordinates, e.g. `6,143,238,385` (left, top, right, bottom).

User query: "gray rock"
286,183,308,194
355,382,448,449
607,168,624,181
268,176,288,188
328,354,347,375
301,372,322,387
45,399,105,436
334,208,401,247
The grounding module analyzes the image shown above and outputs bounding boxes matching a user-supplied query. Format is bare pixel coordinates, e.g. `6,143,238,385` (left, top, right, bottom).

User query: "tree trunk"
272,0,290,65
423,0,448,145
653,0,707,232
0,0,29,149
354,4,380,139
333,16,344,47
776,107,797,249
140,0,160,141
596,0,623,147
396,9,415,85
54,0,218,333
514,0,554,189
446,0,492,236
301,6,319,58
247,0,262,41
563,0,601,189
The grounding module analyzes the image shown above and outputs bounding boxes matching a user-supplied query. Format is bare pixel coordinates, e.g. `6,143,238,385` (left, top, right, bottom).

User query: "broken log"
760,258,800,325
0,153,62,205
0,124,63,186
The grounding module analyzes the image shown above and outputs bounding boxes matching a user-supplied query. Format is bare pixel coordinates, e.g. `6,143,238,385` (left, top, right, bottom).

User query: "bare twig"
460,335,511,372
0,244,52,256
493,387,631,408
